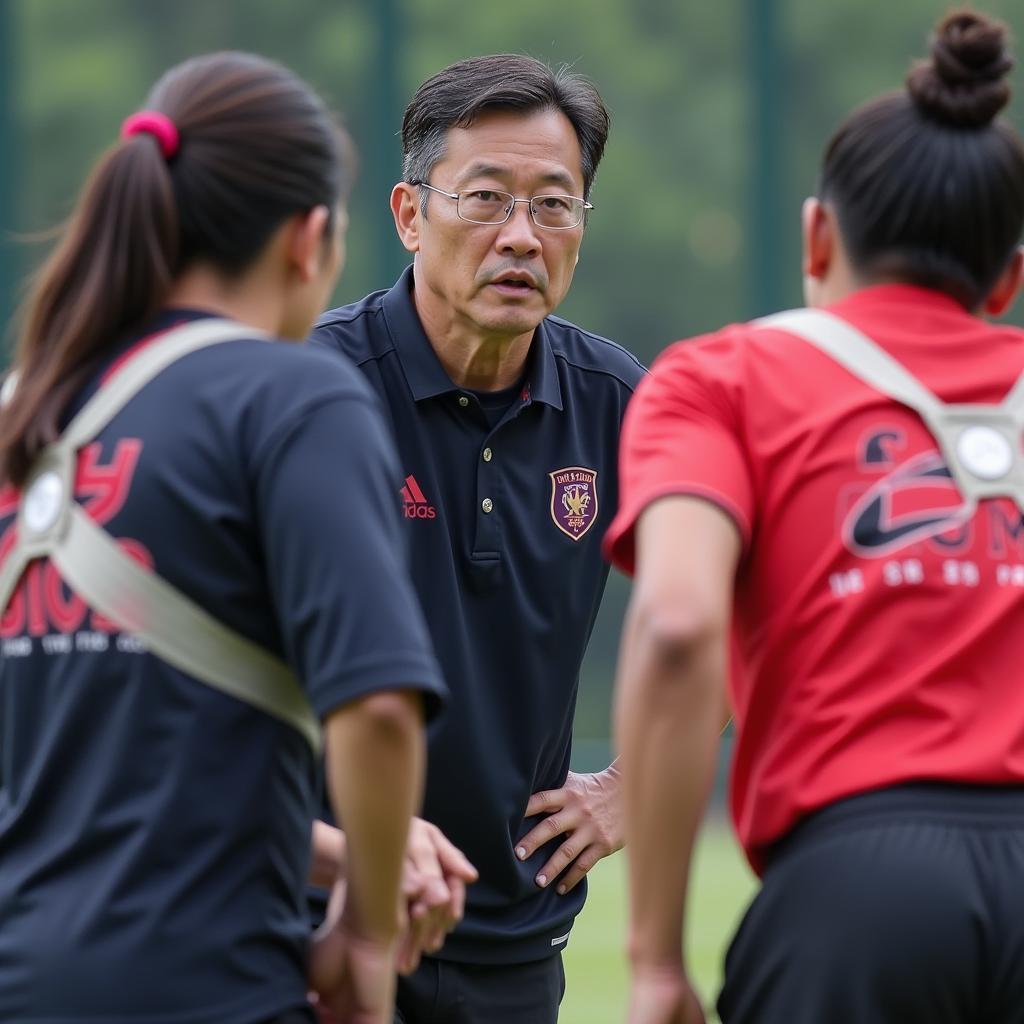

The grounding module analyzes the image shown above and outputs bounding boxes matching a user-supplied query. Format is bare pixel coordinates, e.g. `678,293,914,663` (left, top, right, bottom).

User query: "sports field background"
561,822,757,1024
0,6,1017,1019
5,0,1023,350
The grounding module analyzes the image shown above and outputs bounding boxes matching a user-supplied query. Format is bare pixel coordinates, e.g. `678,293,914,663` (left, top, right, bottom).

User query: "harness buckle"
17,446,75,558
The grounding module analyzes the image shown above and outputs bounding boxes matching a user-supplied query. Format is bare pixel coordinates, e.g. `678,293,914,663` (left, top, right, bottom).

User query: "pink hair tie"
120,110,180,160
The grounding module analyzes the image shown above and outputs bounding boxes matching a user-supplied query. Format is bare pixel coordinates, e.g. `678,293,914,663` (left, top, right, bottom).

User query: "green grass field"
560,822,757,1023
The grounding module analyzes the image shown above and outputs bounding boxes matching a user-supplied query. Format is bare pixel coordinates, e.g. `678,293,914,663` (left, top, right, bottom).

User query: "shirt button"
482,447,493,463
458,395,470,408
481,497,494,514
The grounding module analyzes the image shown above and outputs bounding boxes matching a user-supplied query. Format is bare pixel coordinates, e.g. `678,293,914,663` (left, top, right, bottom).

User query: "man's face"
400,107,588,340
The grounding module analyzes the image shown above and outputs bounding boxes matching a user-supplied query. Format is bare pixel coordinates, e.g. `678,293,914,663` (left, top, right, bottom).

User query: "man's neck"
412,282,534,393
434,331,533,392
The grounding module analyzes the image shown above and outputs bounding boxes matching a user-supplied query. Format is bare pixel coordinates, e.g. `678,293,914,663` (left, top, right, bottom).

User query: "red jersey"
605,284,1024,873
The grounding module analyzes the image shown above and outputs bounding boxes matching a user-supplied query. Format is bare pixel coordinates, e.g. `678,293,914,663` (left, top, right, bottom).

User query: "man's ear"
984,246,1024,317
391,182,421,255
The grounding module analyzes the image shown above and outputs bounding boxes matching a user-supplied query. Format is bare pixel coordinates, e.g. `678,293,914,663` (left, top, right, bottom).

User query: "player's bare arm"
615,497,738,1024
308,691,425,1021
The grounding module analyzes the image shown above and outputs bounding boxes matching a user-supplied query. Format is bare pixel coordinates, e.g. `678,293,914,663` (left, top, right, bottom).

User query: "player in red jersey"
606,10,1024,1024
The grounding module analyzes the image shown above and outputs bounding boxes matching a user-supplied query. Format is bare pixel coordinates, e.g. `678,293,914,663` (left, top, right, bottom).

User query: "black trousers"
395,954,564,1024
718,783,1024,1024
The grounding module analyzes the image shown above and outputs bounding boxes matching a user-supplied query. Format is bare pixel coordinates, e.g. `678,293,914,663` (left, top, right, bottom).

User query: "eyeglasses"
410,181,593,230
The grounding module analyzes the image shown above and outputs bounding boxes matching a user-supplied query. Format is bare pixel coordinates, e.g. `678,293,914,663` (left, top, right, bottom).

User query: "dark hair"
401,54,609,200
819,9,1024,308
0,51,353,487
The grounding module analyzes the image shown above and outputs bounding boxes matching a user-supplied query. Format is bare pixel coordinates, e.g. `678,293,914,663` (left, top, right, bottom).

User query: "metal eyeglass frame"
410,181,593,230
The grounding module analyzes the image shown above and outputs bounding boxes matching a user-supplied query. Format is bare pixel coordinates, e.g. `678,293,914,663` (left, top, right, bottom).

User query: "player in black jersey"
0,51,448,1024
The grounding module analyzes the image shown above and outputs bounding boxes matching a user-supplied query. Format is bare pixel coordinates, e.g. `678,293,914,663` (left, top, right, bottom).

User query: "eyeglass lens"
457,189,584,228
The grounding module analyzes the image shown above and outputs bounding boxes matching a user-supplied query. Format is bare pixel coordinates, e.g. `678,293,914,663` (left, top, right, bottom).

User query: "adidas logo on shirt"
401,475,437,519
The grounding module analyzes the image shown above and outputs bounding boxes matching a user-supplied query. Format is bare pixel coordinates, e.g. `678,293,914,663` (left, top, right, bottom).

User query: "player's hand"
308,879,400,1024
516,767,623,894
397,817,478,973
626,964,706,1024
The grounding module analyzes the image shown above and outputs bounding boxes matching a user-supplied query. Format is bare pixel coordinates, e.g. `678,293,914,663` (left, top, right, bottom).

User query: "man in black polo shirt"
312,54,644,1023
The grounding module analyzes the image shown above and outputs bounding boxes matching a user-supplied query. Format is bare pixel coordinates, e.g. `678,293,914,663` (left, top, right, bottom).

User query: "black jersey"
313,270,643,963
0,311,446,1024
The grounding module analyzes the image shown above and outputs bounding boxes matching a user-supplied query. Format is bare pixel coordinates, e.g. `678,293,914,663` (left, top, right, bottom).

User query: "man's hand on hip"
516,765,624,894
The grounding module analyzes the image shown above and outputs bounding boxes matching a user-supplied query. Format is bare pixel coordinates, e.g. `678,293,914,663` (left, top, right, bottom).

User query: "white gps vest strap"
757,308,1024,514
0,319,322,754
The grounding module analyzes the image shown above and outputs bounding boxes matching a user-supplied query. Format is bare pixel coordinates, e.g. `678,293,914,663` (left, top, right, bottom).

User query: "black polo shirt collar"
381,265,564,411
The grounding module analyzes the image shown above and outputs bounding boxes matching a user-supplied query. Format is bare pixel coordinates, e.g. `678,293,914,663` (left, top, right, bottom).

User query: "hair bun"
906,9,1013,128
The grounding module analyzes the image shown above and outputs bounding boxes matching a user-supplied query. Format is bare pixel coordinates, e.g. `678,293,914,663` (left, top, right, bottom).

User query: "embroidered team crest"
549,467,598,541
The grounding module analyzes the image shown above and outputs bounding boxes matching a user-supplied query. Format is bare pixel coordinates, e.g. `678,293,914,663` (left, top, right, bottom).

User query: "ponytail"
0,51,350,489
0,129,177,486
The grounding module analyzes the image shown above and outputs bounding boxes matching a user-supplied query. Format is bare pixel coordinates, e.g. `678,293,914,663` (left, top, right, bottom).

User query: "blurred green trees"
10,0,1022,361
5,0,1024,758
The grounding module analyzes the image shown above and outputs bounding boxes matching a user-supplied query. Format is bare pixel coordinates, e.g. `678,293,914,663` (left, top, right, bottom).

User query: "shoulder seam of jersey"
550,350,644,393
315,296,390,329
545,315,642,358
545,318,645,383
314,304,398,372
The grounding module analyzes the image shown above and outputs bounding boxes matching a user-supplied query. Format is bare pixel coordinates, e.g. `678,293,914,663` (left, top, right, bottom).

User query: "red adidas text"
400,474,437,520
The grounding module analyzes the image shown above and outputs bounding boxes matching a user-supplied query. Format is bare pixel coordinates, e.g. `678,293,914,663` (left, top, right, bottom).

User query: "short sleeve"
603,333,755,575
253,385,447,721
